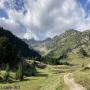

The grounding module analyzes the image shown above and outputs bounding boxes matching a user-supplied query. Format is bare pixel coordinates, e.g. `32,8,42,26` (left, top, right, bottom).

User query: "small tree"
3,64,10,82
31,63,37,76
6,64,10,72
16,63,24,81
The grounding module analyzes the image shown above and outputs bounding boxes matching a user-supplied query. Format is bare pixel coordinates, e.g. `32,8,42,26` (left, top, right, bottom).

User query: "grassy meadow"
0,52,90,90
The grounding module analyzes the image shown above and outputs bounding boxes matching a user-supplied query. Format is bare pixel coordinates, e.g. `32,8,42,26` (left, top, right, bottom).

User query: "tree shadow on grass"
0,77,31,84
0,72,48,84
36,73,48,77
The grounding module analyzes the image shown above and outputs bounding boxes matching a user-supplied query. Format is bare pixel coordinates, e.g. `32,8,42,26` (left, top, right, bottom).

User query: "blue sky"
0,0,90,40
0,8,8,18
78,0,90,17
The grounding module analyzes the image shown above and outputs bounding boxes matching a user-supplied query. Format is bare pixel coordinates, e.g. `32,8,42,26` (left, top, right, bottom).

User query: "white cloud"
0,17,26,38
26,0,86,39
0,0,90,40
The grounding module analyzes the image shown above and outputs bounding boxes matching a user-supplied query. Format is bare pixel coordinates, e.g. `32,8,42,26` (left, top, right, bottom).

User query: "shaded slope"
0,27,41,58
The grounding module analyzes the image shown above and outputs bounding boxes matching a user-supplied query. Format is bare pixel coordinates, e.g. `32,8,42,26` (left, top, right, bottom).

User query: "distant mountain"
0,27,41,58
24,29,90,59
23,38,52,56
23,38,52,46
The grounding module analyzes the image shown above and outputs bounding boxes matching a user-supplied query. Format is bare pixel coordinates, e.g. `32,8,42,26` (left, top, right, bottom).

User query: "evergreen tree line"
0,37,19,67
2,63,24,82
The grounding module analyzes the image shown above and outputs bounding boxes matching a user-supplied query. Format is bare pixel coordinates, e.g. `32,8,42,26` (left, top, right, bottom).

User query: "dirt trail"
64,73,86,90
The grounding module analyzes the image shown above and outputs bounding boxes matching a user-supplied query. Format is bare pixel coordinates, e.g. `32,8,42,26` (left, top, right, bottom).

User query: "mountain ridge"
24,29,90,58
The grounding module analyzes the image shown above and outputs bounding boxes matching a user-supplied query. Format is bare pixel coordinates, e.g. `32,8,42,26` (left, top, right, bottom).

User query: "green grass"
68,52,90,90
73,70,90,90
68,53,90,66
0,65,65,90
0,65,74,90
0,67,48,90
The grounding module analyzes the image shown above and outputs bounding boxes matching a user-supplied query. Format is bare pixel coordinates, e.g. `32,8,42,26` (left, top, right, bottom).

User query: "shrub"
83,66,90,71
24,63,37,76
79,48,88,57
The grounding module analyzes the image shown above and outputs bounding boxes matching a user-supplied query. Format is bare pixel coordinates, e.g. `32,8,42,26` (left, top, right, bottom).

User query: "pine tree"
3,64,10,82
16,63,24,81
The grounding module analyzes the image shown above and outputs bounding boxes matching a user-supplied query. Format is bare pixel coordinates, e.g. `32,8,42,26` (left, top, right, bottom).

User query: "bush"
79,48,88,57
83,66,90,71
24,63,37,76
